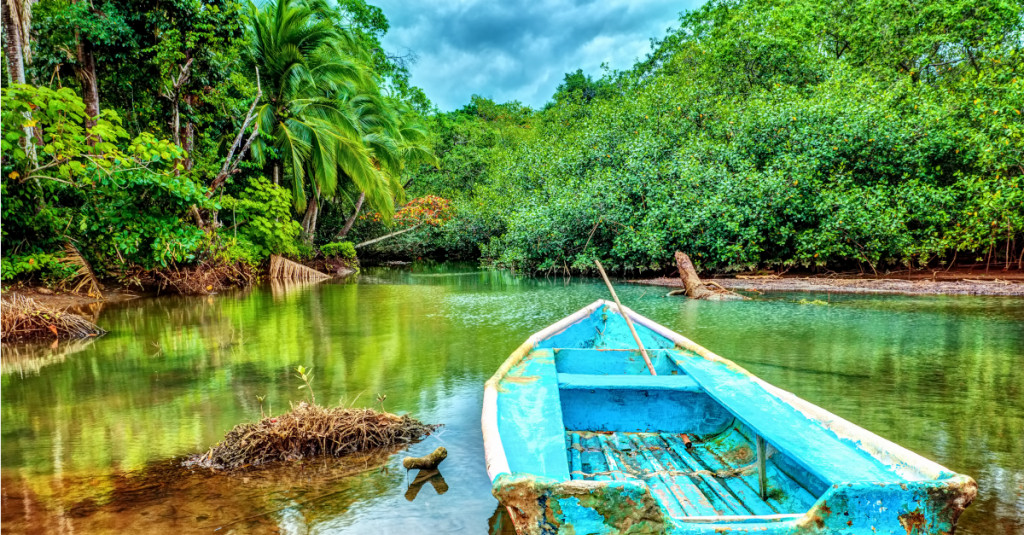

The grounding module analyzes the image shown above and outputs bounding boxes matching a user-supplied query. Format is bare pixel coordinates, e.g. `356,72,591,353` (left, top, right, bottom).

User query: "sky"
372,1,704,111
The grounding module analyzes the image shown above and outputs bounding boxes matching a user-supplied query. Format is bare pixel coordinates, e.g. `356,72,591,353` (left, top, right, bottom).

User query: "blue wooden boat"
482,300,976,534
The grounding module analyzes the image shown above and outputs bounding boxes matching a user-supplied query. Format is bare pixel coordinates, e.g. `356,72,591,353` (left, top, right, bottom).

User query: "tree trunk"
4,0,37,164
2,1,26,85
73,26,100,133
301,196,319,244
333,192,365,241
183,121,194,171
673,251,747,301
170,100,180,147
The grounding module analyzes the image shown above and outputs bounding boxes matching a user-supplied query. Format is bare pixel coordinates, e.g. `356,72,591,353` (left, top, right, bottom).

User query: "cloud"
372,0,703,111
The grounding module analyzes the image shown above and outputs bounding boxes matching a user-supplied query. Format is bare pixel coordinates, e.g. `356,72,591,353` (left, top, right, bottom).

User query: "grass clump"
186,402,438,471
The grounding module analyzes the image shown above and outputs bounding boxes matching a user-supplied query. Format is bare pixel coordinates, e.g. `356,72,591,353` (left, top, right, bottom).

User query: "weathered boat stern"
794,474,977,534
492,471,976,535
492,473,667,535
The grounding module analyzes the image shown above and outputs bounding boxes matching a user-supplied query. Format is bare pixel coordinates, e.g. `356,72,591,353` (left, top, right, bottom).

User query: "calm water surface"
2,265,1022,534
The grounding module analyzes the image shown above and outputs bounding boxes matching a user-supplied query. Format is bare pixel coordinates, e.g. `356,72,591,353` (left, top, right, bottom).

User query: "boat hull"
482,300,976,534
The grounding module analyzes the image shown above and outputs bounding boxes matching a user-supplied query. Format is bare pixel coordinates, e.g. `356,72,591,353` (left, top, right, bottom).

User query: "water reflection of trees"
1,449,406,534
1,281,469,476
1,338,99,376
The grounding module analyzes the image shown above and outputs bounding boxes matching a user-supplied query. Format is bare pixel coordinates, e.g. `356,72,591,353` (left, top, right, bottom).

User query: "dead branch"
184,403,437,471
355,223,423,249
0,294,106,342
209,67,262,195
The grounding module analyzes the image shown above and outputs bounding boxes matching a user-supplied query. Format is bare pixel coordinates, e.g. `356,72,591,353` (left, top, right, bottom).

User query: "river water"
2,265,1022,534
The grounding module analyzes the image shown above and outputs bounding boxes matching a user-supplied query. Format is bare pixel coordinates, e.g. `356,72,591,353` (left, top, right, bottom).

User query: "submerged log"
673,252,748,301
402,446,447,470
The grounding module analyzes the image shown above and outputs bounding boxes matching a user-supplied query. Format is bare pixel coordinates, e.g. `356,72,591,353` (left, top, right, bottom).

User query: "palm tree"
248,0,404,241
332,100,440,241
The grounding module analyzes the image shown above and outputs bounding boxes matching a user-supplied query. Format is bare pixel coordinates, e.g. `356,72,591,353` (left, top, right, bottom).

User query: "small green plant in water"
797,299,829,306
295,365,316,404
256,394,267,419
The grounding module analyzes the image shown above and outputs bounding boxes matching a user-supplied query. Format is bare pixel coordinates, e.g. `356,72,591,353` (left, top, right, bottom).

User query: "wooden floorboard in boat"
565,430,816,519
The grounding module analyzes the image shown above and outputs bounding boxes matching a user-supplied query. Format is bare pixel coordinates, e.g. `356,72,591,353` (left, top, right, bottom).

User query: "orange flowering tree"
361,195,454,228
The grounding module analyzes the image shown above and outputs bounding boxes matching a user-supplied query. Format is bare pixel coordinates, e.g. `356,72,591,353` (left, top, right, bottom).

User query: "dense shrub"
321,241,356,259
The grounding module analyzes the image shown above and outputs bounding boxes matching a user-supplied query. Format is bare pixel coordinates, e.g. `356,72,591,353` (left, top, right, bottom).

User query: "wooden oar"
594,259,657,376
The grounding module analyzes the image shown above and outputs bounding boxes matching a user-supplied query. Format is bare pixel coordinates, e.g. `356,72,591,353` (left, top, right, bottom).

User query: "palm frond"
61,243,103,299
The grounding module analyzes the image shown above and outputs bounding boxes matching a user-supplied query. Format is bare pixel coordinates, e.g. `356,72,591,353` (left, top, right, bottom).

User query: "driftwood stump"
671,252,748,301
402,446,447,470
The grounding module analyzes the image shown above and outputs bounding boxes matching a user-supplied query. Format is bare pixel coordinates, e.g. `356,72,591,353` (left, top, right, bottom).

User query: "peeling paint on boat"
481,300,977,534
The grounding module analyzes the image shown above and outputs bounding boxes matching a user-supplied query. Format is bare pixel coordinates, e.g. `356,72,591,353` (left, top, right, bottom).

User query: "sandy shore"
630,275,1024,296
1,287,144,310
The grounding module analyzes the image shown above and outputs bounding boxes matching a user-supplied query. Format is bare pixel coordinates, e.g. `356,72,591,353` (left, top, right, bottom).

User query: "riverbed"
2,265,1022,534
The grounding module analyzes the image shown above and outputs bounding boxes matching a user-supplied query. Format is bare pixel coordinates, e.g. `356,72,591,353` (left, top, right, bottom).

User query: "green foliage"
294,365,316,404
247,0,436,244
1,84,211,271
0,253,77,285
218,177,304,263
3,0,428,282
399,0,1024,274
320,241,356,259
550,69,614,106
248,0,382,212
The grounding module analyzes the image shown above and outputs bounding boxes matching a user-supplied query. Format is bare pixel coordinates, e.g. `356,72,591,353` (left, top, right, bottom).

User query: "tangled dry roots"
138,261,256,295
0,294,106,342
185,403,438,471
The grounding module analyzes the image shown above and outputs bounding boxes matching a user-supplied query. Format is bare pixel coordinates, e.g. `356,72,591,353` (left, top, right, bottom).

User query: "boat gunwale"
482,300,607,480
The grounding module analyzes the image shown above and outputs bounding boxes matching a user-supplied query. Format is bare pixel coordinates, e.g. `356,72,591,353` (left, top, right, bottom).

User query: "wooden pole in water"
756,435,768,500
594,259,657,376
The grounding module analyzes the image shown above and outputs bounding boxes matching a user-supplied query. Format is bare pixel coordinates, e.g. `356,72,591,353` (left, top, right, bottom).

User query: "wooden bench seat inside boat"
557,372,700,392
671,350,906,486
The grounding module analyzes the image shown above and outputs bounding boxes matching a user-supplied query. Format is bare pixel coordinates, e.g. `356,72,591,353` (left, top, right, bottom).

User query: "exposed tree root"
268,255,330,282
133,261,257,296
0,294,106,342
61,242,104,298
